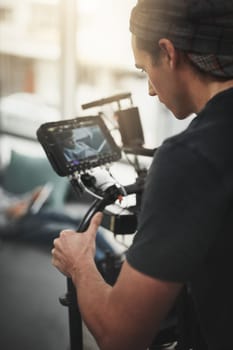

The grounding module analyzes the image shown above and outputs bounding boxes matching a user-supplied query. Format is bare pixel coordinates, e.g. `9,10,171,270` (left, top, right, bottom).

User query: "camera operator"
52,1,233,349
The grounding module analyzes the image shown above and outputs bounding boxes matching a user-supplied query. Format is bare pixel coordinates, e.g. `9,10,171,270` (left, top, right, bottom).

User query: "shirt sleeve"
126,140,229,282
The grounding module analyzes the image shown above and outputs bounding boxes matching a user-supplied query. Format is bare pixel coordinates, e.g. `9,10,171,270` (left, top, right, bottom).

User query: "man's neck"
190,76,233,114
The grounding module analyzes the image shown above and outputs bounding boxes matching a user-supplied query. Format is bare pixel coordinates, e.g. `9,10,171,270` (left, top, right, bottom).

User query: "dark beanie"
130,0,233,55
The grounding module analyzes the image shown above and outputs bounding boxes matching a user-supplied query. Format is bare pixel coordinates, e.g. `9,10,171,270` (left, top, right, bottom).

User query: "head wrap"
130,0,233,55
130,0,233,77
187,53,233,78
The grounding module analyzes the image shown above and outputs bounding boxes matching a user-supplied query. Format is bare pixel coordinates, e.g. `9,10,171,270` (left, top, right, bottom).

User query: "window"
0,0,190,147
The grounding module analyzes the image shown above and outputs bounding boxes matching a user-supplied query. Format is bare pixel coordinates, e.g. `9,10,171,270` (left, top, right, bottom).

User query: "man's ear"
158,38,178,69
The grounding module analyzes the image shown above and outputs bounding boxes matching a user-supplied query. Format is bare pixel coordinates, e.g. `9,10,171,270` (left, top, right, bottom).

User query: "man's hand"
51,212,103,278
6,201,29,219
51,211,183,350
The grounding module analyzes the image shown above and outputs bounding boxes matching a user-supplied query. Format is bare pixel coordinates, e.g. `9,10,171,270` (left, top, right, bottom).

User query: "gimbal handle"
60,181,124,350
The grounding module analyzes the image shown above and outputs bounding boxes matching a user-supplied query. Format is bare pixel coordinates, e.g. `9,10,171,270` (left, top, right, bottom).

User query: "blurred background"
0,0,193,160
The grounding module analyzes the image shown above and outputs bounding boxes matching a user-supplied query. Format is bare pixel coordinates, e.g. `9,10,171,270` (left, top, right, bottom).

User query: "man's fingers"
91,211,103,228
60,229,75,237
87,212,103,236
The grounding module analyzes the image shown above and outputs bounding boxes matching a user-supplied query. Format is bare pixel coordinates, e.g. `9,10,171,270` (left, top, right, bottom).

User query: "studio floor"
0,240,99,350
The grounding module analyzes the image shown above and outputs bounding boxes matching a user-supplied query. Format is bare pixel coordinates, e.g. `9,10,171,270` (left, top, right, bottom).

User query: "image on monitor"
56,125,112,165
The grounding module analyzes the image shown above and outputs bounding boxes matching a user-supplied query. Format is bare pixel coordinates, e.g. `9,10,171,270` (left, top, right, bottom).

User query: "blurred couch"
0,149,69,209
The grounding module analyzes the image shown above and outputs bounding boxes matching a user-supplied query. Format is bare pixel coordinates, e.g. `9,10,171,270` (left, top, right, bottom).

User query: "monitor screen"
37,116,121,176
55,124,113,165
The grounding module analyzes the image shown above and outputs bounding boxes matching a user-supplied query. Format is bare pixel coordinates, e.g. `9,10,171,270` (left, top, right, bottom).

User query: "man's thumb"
87,212,103,236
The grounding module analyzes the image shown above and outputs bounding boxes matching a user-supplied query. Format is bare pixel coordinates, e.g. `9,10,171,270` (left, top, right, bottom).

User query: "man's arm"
52,213,183,350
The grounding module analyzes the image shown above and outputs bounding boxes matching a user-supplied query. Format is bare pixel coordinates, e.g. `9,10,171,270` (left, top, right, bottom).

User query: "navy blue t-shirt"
127,88,233,349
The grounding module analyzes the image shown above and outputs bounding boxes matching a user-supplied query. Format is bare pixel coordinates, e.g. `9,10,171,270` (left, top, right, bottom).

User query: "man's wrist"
71,256,96,286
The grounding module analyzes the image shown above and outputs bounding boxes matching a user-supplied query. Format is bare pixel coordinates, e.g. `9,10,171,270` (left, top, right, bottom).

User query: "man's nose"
148,80,156,96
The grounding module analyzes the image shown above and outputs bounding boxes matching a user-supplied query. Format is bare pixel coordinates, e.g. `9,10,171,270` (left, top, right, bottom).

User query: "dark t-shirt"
126,88,233,349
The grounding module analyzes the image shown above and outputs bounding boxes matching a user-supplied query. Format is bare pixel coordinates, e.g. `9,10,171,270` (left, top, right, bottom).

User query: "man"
52,1,233,349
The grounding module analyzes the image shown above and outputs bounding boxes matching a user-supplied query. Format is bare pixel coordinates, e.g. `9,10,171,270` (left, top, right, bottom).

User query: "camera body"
37,94,153,235
37,114,141,235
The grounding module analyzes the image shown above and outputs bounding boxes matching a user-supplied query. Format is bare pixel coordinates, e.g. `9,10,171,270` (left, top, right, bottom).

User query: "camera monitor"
37,116,121,176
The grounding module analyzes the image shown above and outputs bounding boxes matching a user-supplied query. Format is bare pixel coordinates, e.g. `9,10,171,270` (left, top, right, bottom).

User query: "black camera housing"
37,115,121,176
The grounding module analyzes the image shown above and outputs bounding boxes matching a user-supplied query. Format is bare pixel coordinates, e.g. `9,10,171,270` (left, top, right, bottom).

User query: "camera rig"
37,92,156,235
37,93,182,350
37,93,202,350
